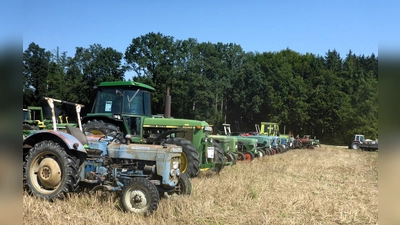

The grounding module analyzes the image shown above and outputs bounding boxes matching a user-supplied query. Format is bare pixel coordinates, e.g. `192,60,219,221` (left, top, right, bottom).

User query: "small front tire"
120,177,160,216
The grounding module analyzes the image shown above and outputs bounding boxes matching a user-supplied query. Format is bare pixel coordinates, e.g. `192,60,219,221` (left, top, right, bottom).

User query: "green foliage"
22,34,378,145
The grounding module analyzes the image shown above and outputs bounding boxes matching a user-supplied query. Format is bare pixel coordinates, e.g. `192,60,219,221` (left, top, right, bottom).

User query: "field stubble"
23,145,378,225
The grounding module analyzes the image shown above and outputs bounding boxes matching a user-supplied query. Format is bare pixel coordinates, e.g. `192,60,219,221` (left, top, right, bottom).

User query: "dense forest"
23,32,378,145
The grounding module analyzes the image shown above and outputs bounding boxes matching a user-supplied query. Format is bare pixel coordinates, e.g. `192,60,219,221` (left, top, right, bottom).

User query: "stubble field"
23,145,378,225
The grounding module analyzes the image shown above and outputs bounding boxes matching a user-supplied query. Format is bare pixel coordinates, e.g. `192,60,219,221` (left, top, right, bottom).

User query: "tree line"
23,32,378,145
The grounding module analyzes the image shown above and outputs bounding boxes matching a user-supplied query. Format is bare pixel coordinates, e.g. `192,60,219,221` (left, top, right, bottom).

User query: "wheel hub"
37,158,62,188
133,194,142,203
180,153,188,173
129,191,147,209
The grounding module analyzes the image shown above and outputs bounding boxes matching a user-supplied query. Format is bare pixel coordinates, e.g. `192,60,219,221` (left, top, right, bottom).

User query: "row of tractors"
22,81,320,216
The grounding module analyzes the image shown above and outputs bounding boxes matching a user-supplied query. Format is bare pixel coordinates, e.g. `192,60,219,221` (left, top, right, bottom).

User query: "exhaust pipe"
164,86,171,118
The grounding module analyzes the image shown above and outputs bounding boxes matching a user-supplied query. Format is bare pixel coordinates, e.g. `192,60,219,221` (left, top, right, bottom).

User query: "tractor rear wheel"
82,119,126,143
120,177,159,216
24,140,80,200
160,173,192,198
351,142,359,150
23,124,38,130
165,138,200,178
212,142,226,174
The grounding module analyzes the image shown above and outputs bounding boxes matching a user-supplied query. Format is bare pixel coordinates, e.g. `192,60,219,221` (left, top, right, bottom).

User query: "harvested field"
23,145,378,224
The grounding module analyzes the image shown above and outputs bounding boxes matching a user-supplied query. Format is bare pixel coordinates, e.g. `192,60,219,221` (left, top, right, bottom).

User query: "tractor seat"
66,125,88,146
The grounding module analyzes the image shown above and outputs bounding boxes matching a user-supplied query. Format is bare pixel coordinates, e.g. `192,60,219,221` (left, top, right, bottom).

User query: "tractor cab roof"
97,81,155,92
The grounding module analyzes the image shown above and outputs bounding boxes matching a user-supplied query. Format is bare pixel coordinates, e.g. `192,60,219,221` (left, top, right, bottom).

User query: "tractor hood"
208,135,231,143
233,136,258,145
143,117,212,130
242,135,270,144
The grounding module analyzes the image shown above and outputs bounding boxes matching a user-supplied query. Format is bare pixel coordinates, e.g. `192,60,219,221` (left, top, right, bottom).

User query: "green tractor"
222,123,259,161
81,81,225,178
23,98,80,138
208,134,238,165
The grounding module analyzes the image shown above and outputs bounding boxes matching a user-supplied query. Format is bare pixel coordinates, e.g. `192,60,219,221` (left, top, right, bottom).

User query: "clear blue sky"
14,1,392,79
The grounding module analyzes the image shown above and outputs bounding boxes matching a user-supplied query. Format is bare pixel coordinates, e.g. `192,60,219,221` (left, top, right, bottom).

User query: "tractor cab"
92,87,152,117
354,134,365,142
85,81,155,141
259,122,280,136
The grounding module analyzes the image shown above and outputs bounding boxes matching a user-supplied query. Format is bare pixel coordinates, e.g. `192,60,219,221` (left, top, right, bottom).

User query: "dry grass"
23,145,378,225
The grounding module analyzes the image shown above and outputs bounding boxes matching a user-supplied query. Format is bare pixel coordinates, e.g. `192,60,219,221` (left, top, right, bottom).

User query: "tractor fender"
152,129,185,144
23,130,87,155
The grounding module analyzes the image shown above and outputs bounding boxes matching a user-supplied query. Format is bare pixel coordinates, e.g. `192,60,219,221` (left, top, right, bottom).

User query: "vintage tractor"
259,122,291,145
292,135,317,149
222,124,259,161
242,135,274,156
209,134,238,165
23,104,78,131
302,135,320,147
81,81,225,178
23,98,190,216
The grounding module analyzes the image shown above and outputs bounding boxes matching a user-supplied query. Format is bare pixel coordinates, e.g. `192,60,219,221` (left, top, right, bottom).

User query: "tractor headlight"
209,138,213,143
172,161,179,169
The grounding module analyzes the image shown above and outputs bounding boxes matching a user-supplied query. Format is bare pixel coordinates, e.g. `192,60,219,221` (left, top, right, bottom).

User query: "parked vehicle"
222,123,259,161
81,82,225,177
23,98,190,216
349,134,378,151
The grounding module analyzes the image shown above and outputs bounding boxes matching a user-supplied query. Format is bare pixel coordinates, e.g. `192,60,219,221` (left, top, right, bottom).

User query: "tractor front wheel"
236,152,246,161
24,140,80,200
243,151,254,161
165,138,200,178
257,150,265,158
225,152,237,165
120,177,159,216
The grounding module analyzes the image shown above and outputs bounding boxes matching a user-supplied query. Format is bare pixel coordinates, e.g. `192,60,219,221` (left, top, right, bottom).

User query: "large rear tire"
120,177,159,216
82,119,126,143
23,124,38,130
165,138,200,178
212,141,226,174
24,140,80,200
351,142,359,150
